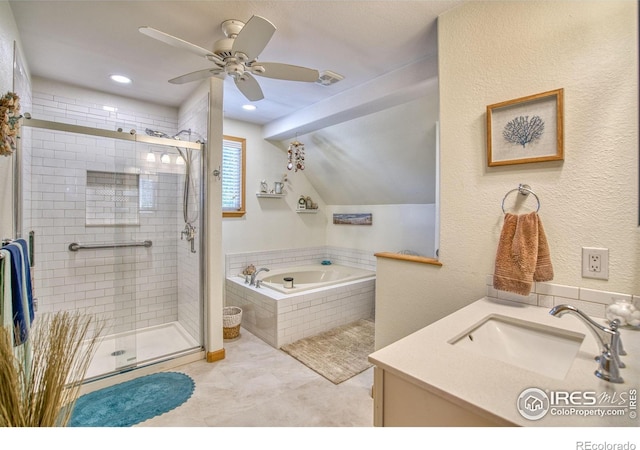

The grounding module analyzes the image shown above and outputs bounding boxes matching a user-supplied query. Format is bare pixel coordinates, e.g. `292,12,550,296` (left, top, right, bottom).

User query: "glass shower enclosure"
20,118,204,381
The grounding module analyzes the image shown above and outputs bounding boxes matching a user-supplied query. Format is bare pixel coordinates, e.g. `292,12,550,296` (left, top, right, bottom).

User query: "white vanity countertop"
368,297,640,427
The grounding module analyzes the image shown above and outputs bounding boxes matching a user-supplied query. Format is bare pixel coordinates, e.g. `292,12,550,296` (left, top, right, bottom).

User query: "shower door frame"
18,116,206,379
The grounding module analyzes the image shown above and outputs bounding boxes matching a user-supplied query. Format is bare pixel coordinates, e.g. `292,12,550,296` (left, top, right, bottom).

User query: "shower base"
85,321,200,380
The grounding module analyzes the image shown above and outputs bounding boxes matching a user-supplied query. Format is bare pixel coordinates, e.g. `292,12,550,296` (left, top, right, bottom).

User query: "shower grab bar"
68,240,152,252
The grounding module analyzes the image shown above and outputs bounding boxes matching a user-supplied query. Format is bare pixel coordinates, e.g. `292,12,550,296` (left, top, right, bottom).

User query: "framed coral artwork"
487,88,564,167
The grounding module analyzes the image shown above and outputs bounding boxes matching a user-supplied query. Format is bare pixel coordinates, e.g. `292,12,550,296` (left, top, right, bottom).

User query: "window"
222,135,246,217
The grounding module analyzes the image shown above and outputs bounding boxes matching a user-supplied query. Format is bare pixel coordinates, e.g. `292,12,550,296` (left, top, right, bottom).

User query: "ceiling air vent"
316,70,344,86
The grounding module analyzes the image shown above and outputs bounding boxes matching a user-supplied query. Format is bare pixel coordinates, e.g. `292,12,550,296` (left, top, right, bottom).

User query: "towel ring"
501,184,540,213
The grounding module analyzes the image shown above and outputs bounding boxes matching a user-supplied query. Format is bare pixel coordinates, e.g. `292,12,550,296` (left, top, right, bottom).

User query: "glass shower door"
22,118,204,381
26,126,139,377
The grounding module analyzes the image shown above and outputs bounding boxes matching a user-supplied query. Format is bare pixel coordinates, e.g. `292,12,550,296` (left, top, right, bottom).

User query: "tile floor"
137,327,374,427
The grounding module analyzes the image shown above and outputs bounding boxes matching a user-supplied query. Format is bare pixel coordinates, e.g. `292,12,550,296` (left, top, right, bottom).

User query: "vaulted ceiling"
9,1,462,205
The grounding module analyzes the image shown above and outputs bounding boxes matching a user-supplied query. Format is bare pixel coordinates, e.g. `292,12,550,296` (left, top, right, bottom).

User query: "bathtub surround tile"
225,246,377,278
486,276,636,318
225,251,376,348
279,279,375,347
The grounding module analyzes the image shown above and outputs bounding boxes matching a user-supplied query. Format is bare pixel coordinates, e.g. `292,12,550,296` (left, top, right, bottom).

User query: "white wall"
221,118,327,256
375,0,639,348
326,204,436,257
220,117,438,260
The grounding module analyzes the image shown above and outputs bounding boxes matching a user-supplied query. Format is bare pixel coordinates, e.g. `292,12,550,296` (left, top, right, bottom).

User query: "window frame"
222,135,246,218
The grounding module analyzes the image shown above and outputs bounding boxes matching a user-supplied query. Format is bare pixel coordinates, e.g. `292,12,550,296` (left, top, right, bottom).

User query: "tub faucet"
250,267,270,286
549,304,625,383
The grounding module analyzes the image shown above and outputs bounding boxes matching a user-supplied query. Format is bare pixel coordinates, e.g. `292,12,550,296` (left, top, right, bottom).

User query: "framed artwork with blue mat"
69,371,194,427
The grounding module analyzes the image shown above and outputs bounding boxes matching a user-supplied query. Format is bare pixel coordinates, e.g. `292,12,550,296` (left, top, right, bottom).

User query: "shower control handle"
181,223,197,253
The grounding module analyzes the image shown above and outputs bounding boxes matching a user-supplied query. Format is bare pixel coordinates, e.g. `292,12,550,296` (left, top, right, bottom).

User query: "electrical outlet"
582,247,609,280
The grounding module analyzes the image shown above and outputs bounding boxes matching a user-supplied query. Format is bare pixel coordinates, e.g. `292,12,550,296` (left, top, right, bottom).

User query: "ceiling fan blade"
169,68,224,85
232,15,276,61
139,26,223,65
235,73,264,101
255,63,319,82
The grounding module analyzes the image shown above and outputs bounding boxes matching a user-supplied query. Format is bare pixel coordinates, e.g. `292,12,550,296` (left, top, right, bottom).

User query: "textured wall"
376,0,639,349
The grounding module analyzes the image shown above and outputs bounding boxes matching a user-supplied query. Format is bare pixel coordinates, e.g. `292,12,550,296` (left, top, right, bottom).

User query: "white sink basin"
448,314,585,380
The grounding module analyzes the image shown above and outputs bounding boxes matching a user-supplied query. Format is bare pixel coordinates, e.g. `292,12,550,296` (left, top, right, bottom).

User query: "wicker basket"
223,306,242,339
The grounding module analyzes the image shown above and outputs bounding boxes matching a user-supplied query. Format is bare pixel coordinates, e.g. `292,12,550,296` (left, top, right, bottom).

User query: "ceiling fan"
139,15,320,102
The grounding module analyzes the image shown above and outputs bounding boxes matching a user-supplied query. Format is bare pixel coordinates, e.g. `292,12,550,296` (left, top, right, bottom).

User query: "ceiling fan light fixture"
140,15,320,102
226,61,245,77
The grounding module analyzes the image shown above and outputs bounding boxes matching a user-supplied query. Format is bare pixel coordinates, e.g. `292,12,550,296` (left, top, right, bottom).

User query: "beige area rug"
280,319,374,384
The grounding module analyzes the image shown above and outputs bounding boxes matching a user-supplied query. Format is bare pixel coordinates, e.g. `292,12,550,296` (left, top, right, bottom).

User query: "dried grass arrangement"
0,311,104,427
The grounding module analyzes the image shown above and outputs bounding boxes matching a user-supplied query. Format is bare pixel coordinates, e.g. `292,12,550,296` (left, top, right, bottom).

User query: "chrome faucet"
549,304,625,383
250,267,270,287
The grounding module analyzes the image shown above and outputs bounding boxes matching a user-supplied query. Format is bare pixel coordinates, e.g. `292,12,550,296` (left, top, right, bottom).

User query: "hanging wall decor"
287,140,305,172
486,88,564,167
0,91,21,156
333,213,372,225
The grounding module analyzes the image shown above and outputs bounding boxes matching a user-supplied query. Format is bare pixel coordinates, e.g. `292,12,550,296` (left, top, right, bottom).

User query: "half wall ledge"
374,252,442,266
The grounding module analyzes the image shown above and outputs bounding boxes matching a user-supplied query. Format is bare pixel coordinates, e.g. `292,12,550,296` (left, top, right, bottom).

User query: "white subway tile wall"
225,246,377,278
175,94,208,343
486,275,639,319
28,89,205,346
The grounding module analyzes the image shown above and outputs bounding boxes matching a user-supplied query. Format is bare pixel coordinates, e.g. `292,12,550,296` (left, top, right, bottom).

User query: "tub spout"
250,267,270,286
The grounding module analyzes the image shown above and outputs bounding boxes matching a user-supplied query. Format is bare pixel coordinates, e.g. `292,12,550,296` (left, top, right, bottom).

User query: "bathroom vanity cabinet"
372,366,507,426
369,297,640,427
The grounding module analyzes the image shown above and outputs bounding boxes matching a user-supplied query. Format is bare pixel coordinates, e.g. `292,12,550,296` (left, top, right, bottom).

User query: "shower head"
173,129,205,143
145,128,171,139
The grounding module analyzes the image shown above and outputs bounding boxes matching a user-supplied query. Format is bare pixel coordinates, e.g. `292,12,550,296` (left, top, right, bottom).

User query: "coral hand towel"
493,211,553,296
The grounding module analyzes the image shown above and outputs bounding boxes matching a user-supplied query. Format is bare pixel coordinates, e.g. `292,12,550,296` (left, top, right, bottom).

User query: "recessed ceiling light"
110,74,132,84
242,104,256,111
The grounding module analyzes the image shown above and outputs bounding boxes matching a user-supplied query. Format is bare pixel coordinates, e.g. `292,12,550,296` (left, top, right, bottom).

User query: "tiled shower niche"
85,170,140,226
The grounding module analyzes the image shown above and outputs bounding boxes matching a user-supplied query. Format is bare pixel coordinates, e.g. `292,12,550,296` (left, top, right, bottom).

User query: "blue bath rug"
68,372,195,427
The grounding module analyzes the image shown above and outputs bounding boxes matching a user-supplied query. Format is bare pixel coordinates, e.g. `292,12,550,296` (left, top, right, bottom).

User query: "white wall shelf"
256,193,285,198
297,209,318,214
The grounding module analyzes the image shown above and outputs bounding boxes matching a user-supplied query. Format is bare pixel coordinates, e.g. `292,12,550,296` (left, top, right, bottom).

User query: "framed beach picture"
487,88,564,167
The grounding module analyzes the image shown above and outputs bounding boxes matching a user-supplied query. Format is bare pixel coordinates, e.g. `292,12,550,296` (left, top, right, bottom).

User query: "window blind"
222,138,243,211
